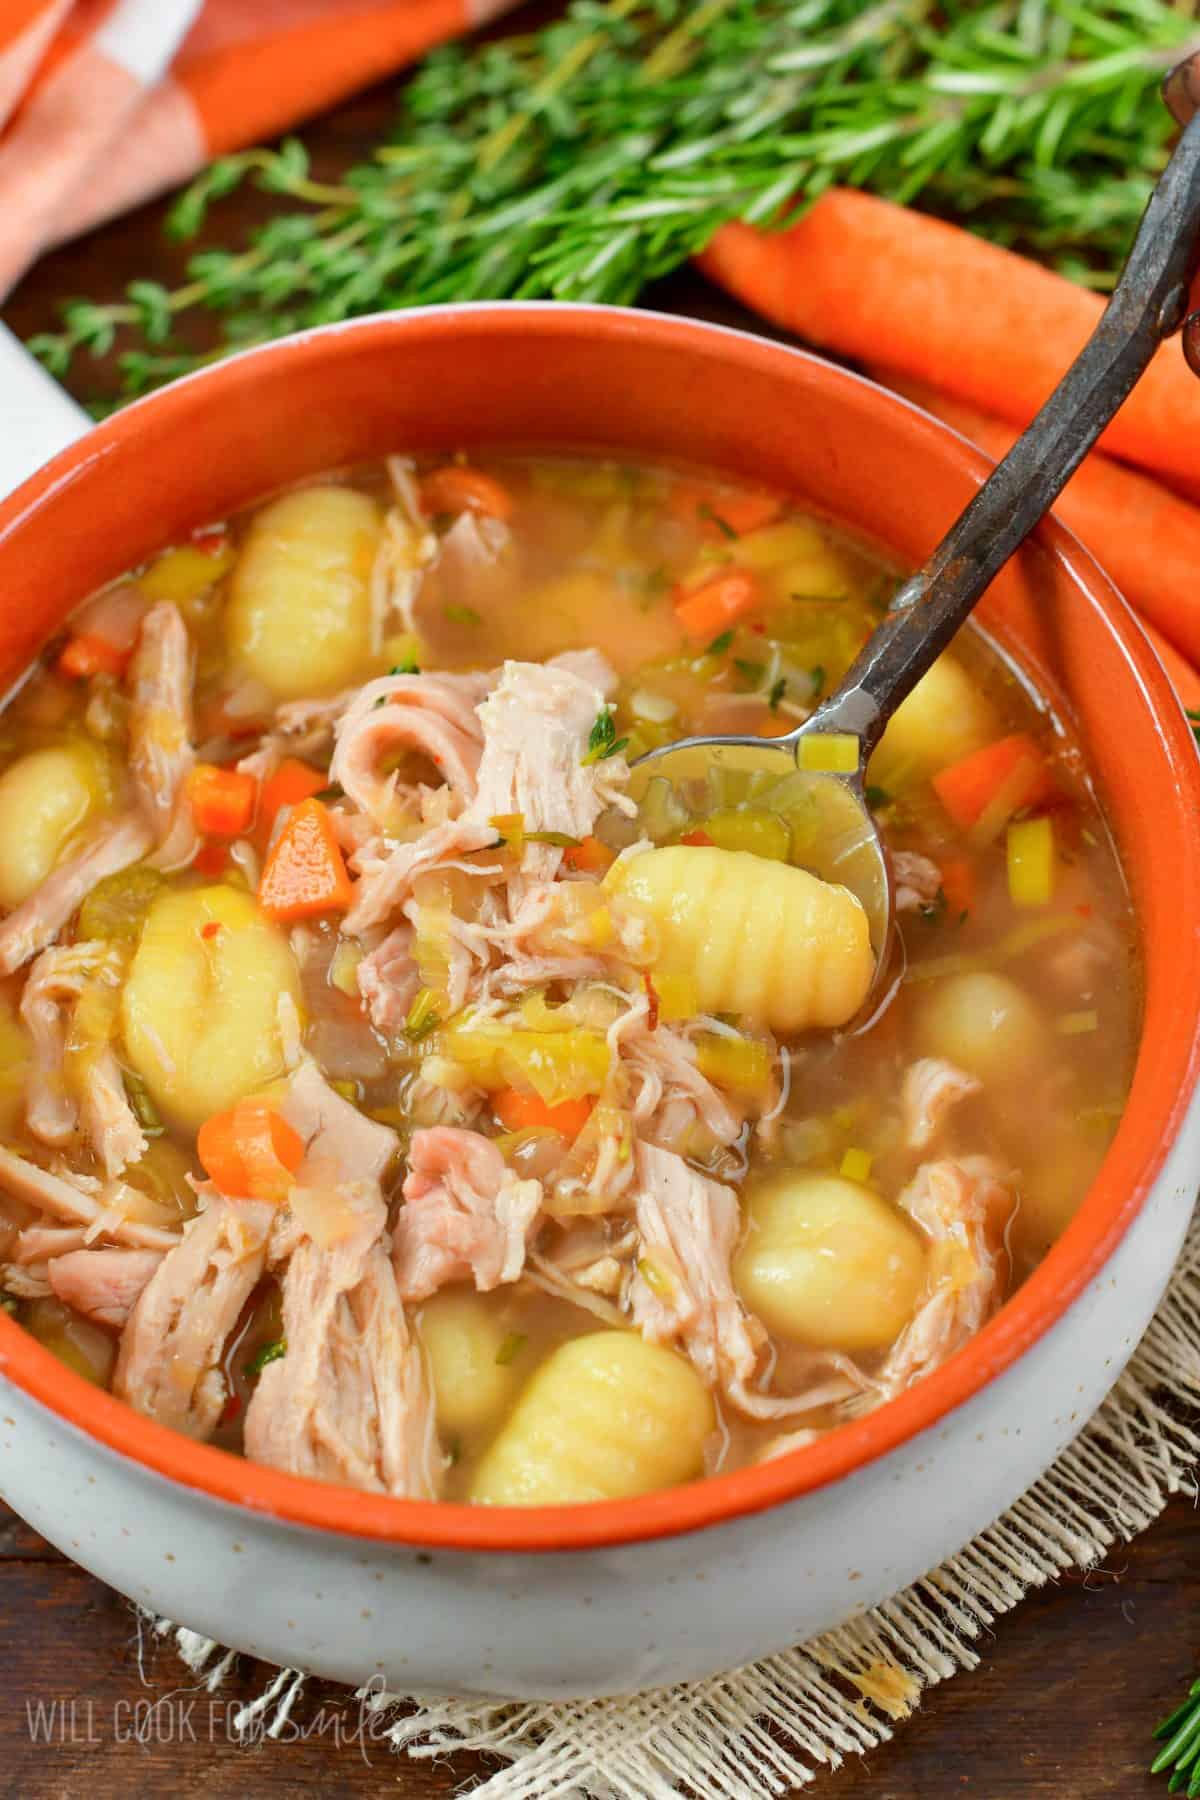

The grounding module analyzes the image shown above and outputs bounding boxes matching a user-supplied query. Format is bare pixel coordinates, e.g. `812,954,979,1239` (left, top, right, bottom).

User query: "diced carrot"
680,828,715,846
938,857,976,919
190,763,258,839
419,465,512,522
669,481,783,539
562,834,615,875
193,842,229,877
197,1098,305,1203
255,757,328,849
673,569,761,640
57,633,130,681
932,734,1053,832
493,1088,595,1139
258,797,353,922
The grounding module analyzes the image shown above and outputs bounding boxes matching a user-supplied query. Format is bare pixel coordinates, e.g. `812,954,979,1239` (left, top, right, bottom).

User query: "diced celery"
1006,816,1055,907
839,1147,874,1183
687,807,791,863
694,1031,773,1096
138,543,235,602
798,732,860,775
77,864,166,944
436,1015,611,1104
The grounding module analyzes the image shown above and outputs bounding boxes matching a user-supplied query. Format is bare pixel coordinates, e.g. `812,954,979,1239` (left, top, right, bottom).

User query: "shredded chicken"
628,1143,866,1420
21,941,146,1177
356,925,418,1035
331,670,493,823
128,602,198,868
902,1057,982,1152
280,1057,398,1187
48,1247,163,1330
893,850,943,913
468,659,635,882
114,1189,274,1439
0,1146,181,1251
874,1157,1013,1401
0,814,153,976
244,1185,443,1498
394,1126,541,1301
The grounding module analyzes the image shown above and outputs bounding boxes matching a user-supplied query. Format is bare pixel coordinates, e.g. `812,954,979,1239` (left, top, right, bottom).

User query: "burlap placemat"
155,1206,1200,1798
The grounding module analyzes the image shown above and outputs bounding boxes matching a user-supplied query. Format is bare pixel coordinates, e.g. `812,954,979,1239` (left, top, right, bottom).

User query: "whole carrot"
698,193,1200,503
872,369,1200,671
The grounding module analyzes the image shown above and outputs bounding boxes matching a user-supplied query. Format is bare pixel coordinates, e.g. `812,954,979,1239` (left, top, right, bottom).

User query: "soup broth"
0,452,1137,1504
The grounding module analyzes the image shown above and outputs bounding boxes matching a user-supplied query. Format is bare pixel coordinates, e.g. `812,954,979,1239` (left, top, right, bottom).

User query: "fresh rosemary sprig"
1153,1679,1200,1794
26,0,1198,401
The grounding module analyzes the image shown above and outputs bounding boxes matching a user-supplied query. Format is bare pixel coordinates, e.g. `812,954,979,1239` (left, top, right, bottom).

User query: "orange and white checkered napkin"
0,0,515,298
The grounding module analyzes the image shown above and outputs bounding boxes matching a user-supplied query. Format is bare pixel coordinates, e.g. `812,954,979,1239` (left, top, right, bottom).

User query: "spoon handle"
811,101,1200,759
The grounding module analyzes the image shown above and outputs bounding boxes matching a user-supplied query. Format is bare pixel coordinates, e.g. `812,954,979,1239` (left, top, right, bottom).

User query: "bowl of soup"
0,304,1197,1701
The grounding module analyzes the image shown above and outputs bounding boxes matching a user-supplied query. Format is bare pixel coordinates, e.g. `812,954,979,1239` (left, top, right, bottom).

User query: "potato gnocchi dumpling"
121,886,301,1129
608,845,873,1032
470,1332,715,1506
226,486,382,699
869,653,997,790
0,744,108,909
417,1290,523,1441
913,970,1046,1086
734,1174,927,1352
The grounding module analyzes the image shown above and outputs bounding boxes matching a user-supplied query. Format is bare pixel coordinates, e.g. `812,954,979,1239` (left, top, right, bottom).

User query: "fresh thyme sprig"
25,0,1198,402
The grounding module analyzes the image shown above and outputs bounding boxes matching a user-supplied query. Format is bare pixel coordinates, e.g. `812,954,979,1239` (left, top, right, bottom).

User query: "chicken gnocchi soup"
0,453,1137,1504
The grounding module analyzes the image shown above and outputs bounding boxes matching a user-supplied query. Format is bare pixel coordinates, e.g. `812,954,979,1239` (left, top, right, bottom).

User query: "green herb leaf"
733,658,765,690
123,1072,165,1137
768,676,787,711
582,708,628,764
494,1332,528,1367
444,604,481,627
389,659,420,676
313,784,343,803
864,785,891,810
245,1338,287,1379
706,630,734,656
698,502,738,541
405,987,442,1042
810,665,826,699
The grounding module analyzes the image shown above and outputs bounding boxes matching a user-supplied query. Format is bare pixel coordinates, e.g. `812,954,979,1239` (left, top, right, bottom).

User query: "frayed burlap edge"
152,1204,1200,1799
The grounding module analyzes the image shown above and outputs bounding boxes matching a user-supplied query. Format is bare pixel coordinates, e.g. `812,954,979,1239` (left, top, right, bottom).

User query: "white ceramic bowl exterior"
2,1088,1196,1701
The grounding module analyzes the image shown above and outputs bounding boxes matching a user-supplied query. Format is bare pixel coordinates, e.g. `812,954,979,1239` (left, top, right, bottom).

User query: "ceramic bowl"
1,304,1198,1700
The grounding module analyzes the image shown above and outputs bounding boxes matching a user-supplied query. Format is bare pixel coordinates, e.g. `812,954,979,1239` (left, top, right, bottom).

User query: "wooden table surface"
3,17,1198,1796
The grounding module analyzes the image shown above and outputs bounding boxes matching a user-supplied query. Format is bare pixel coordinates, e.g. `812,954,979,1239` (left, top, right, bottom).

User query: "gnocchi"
869,653,997,790
121,886,301,1129
470,1331,715,1506
417,1290,523,1441
734,1174,927,1352
226,486,382,699
607,845,873,1032
913,971,1046,1086
0,744,107,909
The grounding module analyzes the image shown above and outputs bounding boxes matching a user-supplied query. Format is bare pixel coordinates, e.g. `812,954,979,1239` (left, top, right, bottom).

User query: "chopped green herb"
920,887,949,926
123,1071,165,1137
245,1338,287,1379
810,665,826,698
444,604,482,627
768,676,787,712
389,658,420,676
706,630,734,657
405,987,442,1042
494,1332,528,1366
1188,707,1200,746
313,784,343,803
733,658,765,689
698,502,738,540
582,708,629,765
864,785,891,810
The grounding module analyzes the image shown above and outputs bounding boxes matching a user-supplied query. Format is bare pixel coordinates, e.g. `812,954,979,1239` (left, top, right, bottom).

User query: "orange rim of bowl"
1,304,1198,1554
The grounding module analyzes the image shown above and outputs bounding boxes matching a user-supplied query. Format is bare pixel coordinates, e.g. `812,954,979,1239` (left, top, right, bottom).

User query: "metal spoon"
630,55,1200,989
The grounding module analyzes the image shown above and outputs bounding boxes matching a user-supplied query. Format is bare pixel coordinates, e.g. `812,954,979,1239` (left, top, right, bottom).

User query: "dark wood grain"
0,16,1194,1795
